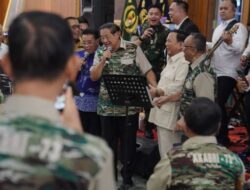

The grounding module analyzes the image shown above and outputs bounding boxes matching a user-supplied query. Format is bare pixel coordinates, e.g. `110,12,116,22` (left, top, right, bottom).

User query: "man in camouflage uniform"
147,97,245,190
180,33,216,116
0,12,115,190
134,4,169,139
0,90,4,103
90,23,156,189
0,24,12,104
135,4,168,82
0,72,13,103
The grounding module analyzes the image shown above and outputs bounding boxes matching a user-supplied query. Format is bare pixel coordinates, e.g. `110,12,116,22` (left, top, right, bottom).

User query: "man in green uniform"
134,4,169,138
147,97,245,190
135,4,169,81
180,33,216,116
0,11,115,190
90,22,156,189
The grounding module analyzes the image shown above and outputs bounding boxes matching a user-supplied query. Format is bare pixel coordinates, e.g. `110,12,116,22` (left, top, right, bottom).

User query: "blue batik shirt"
74,51,100,112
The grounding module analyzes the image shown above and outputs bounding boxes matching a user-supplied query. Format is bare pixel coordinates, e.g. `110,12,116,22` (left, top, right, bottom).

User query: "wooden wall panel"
24,0,79,18
24,0,52,12
188,0,215,40
242,0,250,25
0,0,10,25
51,0,79,18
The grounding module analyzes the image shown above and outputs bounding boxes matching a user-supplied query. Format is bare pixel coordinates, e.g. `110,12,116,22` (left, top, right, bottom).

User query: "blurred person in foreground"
147,97,245,190
0,11,115,190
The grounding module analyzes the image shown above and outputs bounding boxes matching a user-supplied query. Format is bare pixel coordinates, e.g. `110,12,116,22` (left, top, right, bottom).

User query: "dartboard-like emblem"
139,8,148,24
123,4,138,33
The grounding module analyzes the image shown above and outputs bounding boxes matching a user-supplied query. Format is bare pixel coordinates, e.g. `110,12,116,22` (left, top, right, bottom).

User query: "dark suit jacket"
179,18,200,35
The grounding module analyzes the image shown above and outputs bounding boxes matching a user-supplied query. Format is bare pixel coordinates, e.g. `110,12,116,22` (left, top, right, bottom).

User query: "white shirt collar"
176,17,188,29
167,52,185,64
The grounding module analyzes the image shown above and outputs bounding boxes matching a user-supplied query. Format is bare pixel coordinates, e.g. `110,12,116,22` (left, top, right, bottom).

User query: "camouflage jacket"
147,136,245,190
0,89,4,104
139,22,169,80
93,39,151,116
180,56,217,116
0,72,13,103
0,95,115,190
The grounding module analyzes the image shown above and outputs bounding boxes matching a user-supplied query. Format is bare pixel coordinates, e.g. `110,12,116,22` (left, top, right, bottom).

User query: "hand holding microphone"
140,27,155,41
83,52,89,61
80,52,89,66
102,46,112,63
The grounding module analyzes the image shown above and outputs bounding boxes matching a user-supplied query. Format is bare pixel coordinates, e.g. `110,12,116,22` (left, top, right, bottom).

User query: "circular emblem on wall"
123,4,138,33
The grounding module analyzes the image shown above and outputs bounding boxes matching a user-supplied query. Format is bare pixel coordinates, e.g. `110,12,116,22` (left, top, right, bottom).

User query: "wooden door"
0,0,10,25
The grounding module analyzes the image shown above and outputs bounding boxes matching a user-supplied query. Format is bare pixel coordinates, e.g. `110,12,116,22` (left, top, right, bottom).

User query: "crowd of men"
0,0,250,189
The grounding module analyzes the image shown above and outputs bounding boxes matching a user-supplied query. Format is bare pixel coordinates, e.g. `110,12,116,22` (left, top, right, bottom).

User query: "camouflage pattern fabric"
96,40,142,116
0,73,13,103
139,22,169,81
167,143,244,190
180,63,217,116
0,90,4,104
0,116,108,190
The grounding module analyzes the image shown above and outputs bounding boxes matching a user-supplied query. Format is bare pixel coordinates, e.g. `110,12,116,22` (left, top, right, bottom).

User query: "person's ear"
1,54,13,80
116,31,121,38
65,54,79,82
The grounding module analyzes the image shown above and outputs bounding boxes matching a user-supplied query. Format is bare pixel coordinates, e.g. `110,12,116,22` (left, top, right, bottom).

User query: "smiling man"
90,22,156,189
135,4,168,81
74,29,101,136
134,4,169,139
168,0,199,35
148,30,189,158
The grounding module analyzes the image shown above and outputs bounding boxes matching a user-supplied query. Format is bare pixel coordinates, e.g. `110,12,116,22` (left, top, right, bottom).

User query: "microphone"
79,52,89,70
104,46,112,62
107,46,112,52
104,46,112,52
83,52,89,61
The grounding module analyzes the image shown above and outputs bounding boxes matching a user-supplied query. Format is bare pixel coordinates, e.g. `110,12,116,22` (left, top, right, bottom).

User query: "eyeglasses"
72,24,80,29
184,45,196,49
82,41,95,46
100,34,114,41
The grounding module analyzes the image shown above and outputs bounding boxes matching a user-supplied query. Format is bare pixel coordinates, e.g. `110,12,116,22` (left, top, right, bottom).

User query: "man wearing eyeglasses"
74,29,101,136
90,22,156,189
179,33,216,118
65,17,83,51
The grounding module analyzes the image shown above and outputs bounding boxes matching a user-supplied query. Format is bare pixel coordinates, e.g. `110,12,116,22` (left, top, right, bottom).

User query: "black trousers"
100,114,138,184
79,111,101,137
216,76,236,143
244,92,250,140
